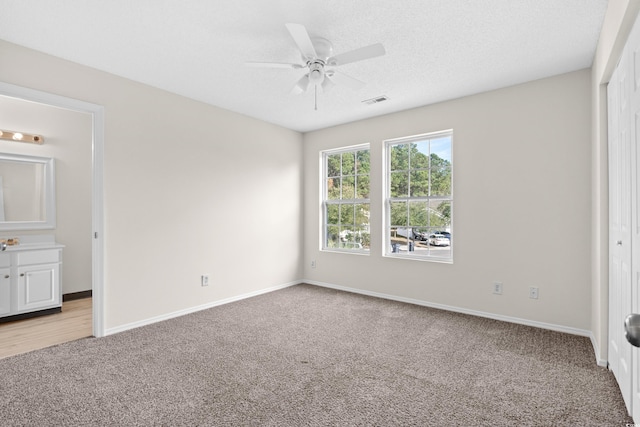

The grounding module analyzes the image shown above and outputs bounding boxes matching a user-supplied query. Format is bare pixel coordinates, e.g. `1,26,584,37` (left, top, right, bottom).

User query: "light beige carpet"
0,284,632,426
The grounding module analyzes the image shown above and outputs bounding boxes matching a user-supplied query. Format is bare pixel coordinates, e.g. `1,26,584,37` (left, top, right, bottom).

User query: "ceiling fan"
246,23,386,109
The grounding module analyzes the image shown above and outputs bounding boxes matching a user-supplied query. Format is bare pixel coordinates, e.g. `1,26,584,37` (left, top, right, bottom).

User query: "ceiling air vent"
362,95,389,105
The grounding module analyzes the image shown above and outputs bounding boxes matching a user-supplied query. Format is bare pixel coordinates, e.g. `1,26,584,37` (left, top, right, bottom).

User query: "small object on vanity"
0,238,20,250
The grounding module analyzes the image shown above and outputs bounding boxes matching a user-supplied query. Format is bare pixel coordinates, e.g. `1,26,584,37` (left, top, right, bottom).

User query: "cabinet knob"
19,273,24,277
3,275,8,279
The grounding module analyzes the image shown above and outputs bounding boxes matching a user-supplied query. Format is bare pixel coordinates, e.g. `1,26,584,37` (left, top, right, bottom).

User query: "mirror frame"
0,153,56,231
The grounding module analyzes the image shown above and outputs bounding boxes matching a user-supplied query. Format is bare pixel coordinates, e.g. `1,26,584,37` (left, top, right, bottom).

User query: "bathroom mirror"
0,153,55,230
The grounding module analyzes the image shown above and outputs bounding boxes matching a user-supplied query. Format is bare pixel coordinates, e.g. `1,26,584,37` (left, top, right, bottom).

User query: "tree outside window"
323,146,370,251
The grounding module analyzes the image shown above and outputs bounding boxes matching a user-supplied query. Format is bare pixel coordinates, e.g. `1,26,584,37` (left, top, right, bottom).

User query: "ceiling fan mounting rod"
306,59,325,67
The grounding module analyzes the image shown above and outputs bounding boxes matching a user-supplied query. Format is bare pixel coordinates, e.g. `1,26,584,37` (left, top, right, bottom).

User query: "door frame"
0,81,105,337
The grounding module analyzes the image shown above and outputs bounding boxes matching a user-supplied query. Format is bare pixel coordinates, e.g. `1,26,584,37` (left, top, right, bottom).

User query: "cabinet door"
0,267,10,316
16,263,60,313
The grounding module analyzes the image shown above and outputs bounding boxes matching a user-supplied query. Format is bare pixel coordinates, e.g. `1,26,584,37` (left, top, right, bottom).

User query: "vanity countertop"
0,235,64,252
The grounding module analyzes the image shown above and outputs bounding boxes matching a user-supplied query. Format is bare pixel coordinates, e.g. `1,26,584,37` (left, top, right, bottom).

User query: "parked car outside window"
428,234,450,246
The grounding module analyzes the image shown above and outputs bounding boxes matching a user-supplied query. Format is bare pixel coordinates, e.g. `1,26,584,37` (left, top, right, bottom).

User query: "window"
385,131,452,261
322,145,370,252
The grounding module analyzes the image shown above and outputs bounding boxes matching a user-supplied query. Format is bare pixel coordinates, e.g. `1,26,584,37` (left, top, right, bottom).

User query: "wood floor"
0,298,92,359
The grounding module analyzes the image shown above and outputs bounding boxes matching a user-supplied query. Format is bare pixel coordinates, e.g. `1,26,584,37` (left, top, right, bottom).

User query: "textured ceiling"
0,0,608,132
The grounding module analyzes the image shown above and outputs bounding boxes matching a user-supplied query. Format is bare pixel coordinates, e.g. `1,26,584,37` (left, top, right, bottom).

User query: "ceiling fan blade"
285,23,317,60
328,43,386,66
327,71,366,91
245,61,303,69
291,74,310,95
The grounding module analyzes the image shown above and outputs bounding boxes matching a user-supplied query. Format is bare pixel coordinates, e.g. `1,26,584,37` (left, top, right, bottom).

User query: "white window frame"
321,144,370,254
383,130,453,262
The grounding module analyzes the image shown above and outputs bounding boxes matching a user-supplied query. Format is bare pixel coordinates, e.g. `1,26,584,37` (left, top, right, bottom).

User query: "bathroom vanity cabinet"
0,236,64,320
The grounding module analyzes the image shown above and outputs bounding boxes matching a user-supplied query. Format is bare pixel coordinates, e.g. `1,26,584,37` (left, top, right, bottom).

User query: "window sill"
383,253,453,264
322,249,370,256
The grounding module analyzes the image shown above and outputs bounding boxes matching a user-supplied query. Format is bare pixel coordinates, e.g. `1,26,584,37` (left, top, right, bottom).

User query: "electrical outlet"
201,275,209,287
493,282,503,295
529,286,539,299
311,260,316,269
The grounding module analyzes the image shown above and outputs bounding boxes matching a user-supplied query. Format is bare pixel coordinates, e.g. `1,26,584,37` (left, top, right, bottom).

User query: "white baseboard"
105,280,302,336
104,279,606,367
305,279,593,337
590,332,608,367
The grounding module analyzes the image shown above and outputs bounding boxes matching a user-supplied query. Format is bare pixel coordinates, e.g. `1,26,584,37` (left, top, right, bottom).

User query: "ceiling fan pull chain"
315,85,318,111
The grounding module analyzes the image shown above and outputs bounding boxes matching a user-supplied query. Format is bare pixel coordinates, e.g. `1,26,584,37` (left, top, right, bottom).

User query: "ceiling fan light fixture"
292,75,310,94
308,62,324,84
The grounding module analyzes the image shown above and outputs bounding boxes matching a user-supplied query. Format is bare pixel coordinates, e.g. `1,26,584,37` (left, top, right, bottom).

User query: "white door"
609,47,633,413
609,12,640,419
628,13,640,420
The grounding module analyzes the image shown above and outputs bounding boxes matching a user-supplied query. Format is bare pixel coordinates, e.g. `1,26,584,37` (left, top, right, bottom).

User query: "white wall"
304,70,592,331
0,34,599,339
0,95,93,295
0,39,304,330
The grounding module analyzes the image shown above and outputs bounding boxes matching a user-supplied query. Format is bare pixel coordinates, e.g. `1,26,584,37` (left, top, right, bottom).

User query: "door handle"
625,314,640,347
617,240,623,245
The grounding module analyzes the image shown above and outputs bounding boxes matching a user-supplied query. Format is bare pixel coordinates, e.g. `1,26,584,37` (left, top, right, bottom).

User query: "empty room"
0,0,639,425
